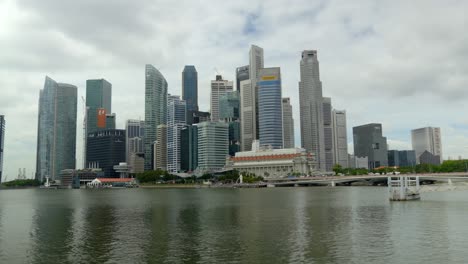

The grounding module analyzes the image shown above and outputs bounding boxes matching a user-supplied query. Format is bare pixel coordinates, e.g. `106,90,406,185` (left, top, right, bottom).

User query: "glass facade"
197,122,228,172
0,115,4,182
236,65,249,91
36,76,77,181
182,66,198,125
353,123,388,169
219,91,241,156
86,79,112,134
167,95,186,173
180,125,198,172
126,119,145,173
86,129,126,177
144,65,168,171
219,91,240,120
258,68,283,149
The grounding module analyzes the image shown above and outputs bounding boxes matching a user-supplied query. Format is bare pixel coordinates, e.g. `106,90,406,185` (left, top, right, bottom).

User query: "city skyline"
1,1,468,179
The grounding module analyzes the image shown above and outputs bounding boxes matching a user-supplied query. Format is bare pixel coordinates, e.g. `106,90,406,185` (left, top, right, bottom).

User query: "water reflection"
29,191,75,264
0,188,467,263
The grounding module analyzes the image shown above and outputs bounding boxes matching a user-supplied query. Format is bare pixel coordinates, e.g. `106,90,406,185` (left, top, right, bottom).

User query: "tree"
332,164,343,175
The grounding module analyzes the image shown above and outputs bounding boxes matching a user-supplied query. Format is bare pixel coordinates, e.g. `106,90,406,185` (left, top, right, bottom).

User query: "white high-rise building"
167,95,186,173
332,110,348,168
299,50,326,171
197,121,228,173
282,98,295,149
144,65,167,171
240,45,264,151
411,127,442,164
240,79,253,151
210,75,233,122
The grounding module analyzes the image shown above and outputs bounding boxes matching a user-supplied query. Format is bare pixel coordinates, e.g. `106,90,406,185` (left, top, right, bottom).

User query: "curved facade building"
36,76,77,181
258,67,283,149
144,64,168,171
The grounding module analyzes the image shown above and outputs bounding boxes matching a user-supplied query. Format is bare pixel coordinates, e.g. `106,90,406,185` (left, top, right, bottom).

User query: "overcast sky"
1,0,467,180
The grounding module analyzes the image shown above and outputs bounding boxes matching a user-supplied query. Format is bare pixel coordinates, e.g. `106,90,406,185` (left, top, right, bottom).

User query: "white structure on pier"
388,176,420,201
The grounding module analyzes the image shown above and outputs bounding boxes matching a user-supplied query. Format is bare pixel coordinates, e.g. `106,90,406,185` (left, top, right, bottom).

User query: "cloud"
1,0,468,179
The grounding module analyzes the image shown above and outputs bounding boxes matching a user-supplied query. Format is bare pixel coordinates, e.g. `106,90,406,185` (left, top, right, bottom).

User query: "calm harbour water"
0,187,467,264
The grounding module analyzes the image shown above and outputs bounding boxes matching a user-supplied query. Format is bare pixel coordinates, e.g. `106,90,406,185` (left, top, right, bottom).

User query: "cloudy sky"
1,0,467,180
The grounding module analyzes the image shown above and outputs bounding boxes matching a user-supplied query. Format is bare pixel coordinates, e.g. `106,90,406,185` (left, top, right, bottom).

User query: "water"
0,187,467,264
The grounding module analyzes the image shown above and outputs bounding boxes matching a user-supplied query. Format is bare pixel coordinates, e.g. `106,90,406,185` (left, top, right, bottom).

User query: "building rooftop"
97,178,134,183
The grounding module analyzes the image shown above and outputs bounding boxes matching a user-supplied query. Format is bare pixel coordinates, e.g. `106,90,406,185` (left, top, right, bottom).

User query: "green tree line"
333,159,468,176
2,179,41,187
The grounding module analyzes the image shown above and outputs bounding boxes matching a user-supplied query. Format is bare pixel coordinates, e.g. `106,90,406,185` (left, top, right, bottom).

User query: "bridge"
221,172,468,188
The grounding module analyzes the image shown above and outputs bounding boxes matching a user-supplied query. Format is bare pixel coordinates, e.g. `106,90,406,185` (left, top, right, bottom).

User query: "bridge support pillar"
331,181,336,187
448,178,453,185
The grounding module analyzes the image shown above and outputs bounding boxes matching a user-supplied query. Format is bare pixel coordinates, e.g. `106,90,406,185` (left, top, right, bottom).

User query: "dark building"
183,66,198,124
236,65,249,91
0,115,4,182
219,91,241,156
180,125,198,172
388,150,400,167
322,97,334,171
353,123,388,169
191,111,210,124
228,122,241,156
388,150,417,167
86,129,126,177
419,150,441,165
398,150,416,167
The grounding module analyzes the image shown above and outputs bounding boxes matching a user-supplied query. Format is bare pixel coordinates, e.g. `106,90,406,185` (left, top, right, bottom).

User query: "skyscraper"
86,129,126,177
240,79,253,151
282,98,295,149
85,79,112,134
0,115,4,182
210,75,233,122
249,45,264,141
258,67,283,149
126,119,145,173
180,125,198,172
353,123,388,169
220,91,241,156
240,45,264,151
323,97,334,171
144,64,168,171
411,127,442,164
167,95,186,173
236,65,249,91
154,124,167,171
182,66,198,124
36,76,77,181
197,122,228,173
83,79,113,167
299,50,326,170
332,110,348,168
